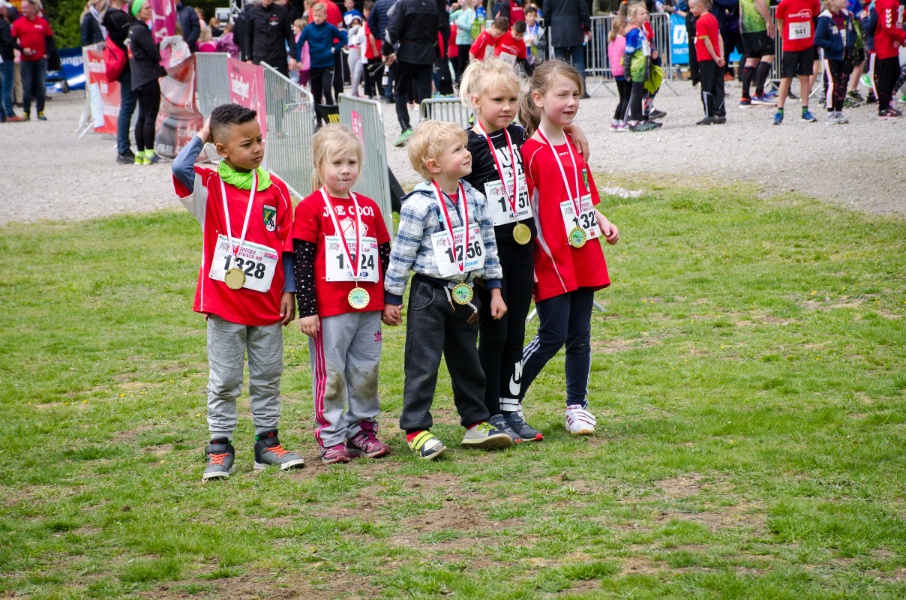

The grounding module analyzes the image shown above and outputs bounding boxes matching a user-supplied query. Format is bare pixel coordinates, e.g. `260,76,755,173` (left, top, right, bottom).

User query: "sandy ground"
2,79,905,225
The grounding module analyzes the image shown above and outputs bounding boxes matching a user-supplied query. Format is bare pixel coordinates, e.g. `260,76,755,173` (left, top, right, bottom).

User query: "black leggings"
311,67,335,105
824,59,849,112
628,80,646,122
134,79,160,153
476,237,535,415
614,79,631,121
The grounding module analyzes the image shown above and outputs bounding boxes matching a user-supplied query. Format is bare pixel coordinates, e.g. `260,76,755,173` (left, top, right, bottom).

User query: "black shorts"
741,31,775,59
781,47,816,78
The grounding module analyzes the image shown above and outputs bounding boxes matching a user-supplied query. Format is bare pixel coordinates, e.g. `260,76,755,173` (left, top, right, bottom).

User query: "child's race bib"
559,194,601,242
324,235,380,283
209,234,278,293
484,177,532,226
498,51,517,65
789,21,811,40
431,225,485,278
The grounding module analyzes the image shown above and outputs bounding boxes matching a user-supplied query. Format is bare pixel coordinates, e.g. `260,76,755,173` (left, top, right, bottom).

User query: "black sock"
741,65,755,98
755,62,771,96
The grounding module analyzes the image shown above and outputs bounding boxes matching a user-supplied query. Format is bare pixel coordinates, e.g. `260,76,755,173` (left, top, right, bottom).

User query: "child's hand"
199,117,212,144
490,288,507,320
299,314,320,337
382,304,403,326
596,210,619,245
280,292,296,326
652,49,659,60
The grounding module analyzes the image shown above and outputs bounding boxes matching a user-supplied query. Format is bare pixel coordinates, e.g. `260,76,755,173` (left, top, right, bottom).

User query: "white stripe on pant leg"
522,335,541,364
824,59,833,110
870,53,878,98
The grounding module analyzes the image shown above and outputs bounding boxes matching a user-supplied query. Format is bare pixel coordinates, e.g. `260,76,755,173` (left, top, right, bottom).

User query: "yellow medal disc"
224,267,246,290
568,227,587,249
348,287,370,310
513,222,531,245
452,283,474,305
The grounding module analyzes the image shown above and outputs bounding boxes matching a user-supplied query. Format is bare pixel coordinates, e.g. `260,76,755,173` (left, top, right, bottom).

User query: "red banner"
84,45,120,135
227,58,268,140
155,54,204,158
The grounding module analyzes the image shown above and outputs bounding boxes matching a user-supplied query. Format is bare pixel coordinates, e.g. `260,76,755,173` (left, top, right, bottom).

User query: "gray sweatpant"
308,311,382,449
207,314,284,440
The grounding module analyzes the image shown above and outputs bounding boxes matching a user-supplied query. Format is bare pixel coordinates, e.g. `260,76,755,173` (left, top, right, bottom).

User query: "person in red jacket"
872,0,906,117
10,0,52,121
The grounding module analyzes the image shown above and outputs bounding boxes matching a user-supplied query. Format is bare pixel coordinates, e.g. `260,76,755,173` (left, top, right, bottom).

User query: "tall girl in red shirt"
518,60,620,436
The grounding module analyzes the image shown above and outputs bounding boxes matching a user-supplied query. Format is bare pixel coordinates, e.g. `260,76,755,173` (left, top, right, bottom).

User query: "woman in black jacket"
127,0,164,164
80,0,104,46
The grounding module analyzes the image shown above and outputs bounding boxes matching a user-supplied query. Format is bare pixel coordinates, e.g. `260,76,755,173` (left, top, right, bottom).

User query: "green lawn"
1,182,904,599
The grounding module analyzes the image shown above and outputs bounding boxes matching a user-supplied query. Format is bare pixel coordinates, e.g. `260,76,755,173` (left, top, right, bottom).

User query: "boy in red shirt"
172,104,304,480
872,0,906,117
494,19,527,71
470,16,508,62
772,0,821,124
10,0,52,121
691,0,726,125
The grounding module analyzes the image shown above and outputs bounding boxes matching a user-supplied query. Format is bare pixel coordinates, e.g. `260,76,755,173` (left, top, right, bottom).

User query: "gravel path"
3,80,904,225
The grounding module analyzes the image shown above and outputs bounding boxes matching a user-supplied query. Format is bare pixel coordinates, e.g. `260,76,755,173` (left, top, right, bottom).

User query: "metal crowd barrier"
261,62,315,199
337,94,394,234
195,53,231,117
418,97,473,129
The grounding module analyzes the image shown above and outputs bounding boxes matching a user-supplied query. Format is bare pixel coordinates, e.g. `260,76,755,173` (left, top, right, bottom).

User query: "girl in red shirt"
518,60,620,436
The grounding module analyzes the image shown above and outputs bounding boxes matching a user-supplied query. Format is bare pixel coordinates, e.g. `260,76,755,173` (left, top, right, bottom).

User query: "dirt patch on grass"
148,569,380,600
591,337,662,354
621,555,663,575
111,425,153,444
658,475,706,499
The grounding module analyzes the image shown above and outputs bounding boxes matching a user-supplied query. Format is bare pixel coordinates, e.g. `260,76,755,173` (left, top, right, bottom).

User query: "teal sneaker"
203,440,235,481
394,128,413,147
460,421,512,450
253,429,305,471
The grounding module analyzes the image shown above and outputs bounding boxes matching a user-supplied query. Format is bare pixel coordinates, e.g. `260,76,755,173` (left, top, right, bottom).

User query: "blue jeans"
20,58,46,116
518,288,595,408
117,68,137,155
554,46,587,87
0,61,14,117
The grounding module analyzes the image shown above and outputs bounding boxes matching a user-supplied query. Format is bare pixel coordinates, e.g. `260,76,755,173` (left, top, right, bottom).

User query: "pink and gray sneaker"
320,443,353,464
346,421,391,458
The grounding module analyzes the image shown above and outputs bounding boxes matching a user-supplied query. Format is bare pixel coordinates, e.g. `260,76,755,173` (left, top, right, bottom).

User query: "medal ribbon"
474,122,520,217
219,169,258,267
431,181,470,275
536,127,582,223
319,188,364,282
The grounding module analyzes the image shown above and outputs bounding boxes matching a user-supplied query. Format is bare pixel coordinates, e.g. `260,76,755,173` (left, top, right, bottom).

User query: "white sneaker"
565,405,596,435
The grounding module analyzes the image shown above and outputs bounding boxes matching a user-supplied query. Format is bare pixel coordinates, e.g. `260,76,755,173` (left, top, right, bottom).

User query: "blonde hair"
311,2,326,13
408,121,469,181
311,124,364,191
626,1,647,21
199,27,212,42
458,56,523,112
518,59,584,137
608,16,627,42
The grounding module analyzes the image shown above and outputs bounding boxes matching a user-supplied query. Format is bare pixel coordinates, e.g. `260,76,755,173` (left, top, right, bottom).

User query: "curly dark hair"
210,104,258,144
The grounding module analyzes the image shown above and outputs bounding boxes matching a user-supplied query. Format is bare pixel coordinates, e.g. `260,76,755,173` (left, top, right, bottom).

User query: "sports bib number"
431,225,485,278
484,177,532,226
209,234,278,293
325,235,379,283
498,51,517,65
560,194,601,242
789,21,811,40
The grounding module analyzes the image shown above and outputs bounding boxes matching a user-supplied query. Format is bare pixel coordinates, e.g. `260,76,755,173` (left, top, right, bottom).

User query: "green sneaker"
460,421,512,450
408,430,446,460
203,440,235,481
134,153,144,165
37,111,47,121
394,128,413,147
253,429,305,471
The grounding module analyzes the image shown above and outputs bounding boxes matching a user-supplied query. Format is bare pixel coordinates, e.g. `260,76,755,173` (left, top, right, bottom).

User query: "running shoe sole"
460,433,513,450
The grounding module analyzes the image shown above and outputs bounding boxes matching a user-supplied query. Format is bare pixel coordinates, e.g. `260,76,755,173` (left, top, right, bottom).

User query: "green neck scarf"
218,161,272,191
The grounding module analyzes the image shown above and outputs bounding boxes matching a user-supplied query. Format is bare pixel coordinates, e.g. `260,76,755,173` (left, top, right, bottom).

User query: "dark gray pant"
400,276,490,432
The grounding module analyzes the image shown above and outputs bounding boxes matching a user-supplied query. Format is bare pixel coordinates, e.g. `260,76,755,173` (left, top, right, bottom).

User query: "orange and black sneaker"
203,439,234,481
253,429,305,471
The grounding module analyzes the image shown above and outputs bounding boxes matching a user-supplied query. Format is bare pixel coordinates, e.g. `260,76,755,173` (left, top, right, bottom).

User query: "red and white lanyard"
432,180,469,275
219,170,257,263
320,188,363,281
474,122,520,215
536,127,581,217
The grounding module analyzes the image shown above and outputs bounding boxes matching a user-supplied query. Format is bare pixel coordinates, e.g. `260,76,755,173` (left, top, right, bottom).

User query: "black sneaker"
203,440,235,481
696,116,719,125
253,429,305,471
116,152,135,165
648,109,667,120
503,411,544,441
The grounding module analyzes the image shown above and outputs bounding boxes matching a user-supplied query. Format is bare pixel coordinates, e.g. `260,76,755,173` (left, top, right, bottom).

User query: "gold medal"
568,227,587,249
224,267,246,290
513,222,531,245
451,282,474,305
348,286,370,310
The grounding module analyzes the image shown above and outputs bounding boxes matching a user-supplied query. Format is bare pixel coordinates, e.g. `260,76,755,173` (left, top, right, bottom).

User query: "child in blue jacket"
815,0,857,123
296,2,346,105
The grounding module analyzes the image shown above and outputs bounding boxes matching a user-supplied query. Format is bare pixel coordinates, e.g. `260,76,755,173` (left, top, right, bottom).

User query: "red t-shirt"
364,23,379,60
470,29,497,60
776,0,820,52
510,1,525,24
11,16,53,61
695,12,720,62
292,191,391,318
494,31,527,60
312,0,343,26
522,136,610,302
874,0,906,59
174,168,295,327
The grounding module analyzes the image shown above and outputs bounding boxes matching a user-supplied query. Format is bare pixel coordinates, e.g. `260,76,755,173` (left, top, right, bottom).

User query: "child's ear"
469,94,482,110
215,141,228,159
426,158,441,175
531,89,544,108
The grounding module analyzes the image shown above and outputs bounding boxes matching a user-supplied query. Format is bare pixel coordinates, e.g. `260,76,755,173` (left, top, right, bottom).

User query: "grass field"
1,181,905,599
